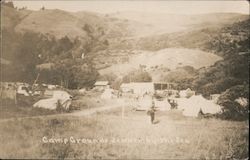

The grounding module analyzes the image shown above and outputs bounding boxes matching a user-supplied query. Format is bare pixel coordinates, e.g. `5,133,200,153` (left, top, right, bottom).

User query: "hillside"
110,11,248,37
1,5,31,29
15,9,88,39
14,9,133,40
132,16,249,56
98,48,222,81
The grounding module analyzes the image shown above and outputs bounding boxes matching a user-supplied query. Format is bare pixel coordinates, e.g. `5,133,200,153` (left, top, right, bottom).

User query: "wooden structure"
153,82,176,90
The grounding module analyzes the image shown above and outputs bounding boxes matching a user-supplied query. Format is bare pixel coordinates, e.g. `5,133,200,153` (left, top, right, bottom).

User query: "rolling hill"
110,11,248,37
98,48,222,81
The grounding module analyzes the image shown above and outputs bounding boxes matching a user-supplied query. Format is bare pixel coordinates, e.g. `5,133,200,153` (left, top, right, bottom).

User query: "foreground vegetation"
0,108,248,159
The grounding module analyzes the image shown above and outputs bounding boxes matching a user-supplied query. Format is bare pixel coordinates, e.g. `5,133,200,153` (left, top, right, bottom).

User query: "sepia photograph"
0,0,249,159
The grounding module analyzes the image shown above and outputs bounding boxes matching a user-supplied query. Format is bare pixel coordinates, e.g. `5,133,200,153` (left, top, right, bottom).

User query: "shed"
120,82,155,96
94,81,109,91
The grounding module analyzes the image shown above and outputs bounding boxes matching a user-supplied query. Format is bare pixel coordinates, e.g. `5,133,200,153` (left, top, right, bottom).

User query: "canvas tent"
101,88,114,99
154,99,171,111
120,82,155,96
210,94,220,103
178,95,222,117
235,97,248,107
33,90,72,110
179,88,195,98
176,98,188,111
136,94,153,111
120,83,133,93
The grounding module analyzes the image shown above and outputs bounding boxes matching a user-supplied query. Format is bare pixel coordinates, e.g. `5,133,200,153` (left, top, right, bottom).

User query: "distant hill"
14,9,133,40
136,18,249,55
110,11,248,37
98,48,222,80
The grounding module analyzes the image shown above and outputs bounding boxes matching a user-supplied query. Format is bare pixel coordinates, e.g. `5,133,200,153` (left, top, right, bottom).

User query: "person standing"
147,98,156,124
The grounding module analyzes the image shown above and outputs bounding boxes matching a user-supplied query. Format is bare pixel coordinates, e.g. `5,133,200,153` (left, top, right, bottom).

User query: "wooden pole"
122,105,124,119
32,73,40,89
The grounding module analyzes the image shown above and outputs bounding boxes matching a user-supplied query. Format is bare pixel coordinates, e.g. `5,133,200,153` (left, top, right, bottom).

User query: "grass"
0,106,248,159
0,91,104,119
0,100,58,119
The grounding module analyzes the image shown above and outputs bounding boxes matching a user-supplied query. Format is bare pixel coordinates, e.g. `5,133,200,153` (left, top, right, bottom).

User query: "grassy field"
0,105,248,159
0,91,106,119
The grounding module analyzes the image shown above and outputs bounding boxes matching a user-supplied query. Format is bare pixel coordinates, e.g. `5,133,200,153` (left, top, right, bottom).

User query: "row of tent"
32,88,222,117
134,94,222,117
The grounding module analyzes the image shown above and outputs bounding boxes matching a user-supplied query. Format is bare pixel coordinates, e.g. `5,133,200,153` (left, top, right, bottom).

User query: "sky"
13,1,249,15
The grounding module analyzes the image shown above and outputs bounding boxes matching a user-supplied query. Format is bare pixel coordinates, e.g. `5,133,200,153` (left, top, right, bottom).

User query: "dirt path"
70,99,125,116
0,99,128,122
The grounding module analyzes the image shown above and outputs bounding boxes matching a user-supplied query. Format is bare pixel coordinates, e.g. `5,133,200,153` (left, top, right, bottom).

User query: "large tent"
33,90,72,110
178,95,222,117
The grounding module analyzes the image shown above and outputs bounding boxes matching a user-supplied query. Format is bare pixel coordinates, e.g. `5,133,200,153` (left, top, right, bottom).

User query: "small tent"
132,82,155,96
176,98,189,111
101,88,114,99
235,97,248,108
154,99,171,111
136,94,153,111
179,88,195,98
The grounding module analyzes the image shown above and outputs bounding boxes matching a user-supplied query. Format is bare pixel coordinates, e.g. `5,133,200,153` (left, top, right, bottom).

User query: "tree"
3,1,14,8
217,84,249,120
123,69,152,83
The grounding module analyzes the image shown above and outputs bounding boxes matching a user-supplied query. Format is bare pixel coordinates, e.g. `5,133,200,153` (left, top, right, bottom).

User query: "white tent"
101,88,114,99
180,95,222,117
33,90,72,110
136,94,153,111
154,99,171,111
79,88,86,93
179,88,195,98
235,97,248,107
120,82,155,96
176,98,189,111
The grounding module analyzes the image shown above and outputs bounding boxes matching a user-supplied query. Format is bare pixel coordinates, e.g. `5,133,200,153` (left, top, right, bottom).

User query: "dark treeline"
2,29,99,89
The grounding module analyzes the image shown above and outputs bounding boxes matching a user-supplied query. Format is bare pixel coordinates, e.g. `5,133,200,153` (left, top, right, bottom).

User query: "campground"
0,97,249,159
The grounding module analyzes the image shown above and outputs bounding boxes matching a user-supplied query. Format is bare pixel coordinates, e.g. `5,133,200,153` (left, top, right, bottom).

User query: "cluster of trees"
217,84,249,120
97,69,152,90
81,24,109,54
39,60,99,89
122,69,152,83
2,1,27,10
2,28,99,89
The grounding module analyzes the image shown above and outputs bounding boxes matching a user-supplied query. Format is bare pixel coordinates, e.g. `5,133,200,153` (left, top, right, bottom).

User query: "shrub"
217,84,249,120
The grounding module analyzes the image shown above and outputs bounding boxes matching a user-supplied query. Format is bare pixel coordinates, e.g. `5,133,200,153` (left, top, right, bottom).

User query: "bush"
122,69,152,83
217,84,249,120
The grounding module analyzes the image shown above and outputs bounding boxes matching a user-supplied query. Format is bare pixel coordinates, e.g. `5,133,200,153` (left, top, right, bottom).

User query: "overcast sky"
13,1,249,15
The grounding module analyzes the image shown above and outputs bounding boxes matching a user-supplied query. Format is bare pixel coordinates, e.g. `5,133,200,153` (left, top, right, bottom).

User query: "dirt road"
70,98,127,116
0,98,128,122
